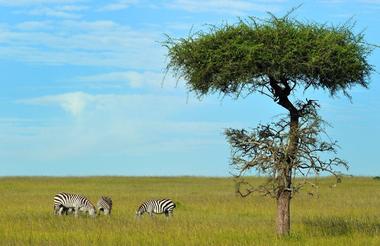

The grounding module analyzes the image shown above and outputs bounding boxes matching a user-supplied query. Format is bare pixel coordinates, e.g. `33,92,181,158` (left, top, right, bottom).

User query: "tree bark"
276,111,298,236
269,76,299,236
276,188,291,235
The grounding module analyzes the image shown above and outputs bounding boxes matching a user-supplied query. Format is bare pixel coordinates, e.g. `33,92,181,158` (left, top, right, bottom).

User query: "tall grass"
0,176,379,245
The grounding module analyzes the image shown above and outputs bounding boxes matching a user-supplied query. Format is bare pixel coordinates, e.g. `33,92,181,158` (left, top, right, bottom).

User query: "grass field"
0,176,379,245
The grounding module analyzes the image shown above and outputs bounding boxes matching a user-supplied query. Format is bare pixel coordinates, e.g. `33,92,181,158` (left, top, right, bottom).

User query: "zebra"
53,192,96,217
136,199,176,218
97,196,112,215
58,206,74,215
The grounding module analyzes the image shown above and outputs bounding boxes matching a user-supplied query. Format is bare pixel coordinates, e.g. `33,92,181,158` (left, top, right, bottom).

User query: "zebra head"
90,208,96,217
135,209,142,217
135,205,145,217
81,203,96,217
88,205,96,217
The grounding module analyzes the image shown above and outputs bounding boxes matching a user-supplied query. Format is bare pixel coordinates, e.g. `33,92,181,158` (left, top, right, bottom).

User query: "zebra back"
97,196,112,215
136,199,176,217
54,192,96,216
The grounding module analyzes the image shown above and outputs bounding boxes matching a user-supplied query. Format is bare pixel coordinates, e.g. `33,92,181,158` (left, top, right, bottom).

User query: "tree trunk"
269,77,299,236
276,188,291,235
276,111,298,236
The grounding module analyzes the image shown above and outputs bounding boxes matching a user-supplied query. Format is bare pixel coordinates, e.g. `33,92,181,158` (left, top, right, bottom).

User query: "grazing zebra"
136,199,176,217
97,196,112,215
58,206,74,215
53,192,96,217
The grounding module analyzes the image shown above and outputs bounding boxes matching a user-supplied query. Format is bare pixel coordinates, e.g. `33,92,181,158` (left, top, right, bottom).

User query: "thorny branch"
226,101,348,198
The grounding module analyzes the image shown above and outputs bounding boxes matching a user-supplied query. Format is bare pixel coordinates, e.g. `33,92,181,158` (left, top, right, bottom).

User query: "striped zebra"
54,192,96,217
59,206,74,215
136,199,176,217
97,196,112,215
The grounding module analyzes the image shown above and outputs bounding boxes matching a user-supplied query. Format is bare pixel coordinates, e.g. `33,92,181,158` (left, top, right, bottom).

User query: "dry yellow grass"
0,176,379,245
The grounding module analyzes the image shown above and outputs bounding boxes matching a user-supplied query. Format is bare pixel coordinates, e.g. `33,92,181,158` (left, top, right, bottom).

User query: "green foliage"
0,176,379,245
164,13,373,98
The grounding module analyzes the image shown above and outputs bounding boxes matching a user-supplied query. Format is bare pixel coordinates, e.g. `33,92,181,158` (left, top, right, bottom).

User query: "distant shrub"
373,176,380,180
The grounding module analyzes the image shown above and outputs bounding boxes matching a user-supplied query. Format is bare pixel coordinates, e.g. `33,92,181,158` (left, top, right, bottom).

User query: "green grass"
0,176,379,245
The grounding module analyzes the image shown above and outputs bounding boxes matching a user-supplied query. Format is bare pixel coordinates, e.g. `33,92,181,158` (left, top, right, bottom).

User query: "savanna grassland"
0,176,379,245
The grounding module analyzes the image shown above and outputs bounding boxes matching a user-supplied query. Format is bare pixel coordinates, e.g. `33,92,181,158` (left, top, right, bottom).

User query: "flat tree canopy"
164,15,372,100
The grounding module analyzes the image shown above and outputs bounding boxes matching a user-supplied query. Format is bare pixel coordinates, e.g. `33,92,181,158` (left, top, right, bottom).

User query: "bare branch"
226,103,348,198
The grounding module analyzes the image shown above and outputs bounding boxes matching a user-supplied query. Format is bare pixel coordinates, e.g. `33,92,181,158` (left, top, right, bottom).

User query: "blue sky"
0,0,379,176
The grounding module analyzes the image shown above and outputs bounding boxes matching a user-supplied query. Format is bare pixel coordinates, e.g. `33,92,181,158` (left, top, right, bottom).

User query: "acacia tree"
163,12,373,235
225,101,347,235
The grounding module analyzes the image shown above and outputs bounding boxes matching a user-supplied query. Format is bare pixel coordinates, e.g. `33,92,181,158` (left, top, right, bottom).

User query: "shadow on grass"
303,216,380,236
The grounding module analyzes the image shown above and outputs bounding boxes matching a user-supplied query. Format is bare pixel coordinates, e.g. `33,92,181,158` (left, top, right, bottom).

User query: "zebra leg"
74,207,79,217
53,206,59,215
165,210,173,219
165,210,173,218
58,206,65,216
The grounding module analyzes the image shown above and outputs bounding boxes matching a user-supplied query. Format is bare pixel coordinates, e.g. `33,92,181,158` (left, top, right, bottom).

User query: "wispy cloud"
75,70,180,89
98,0,139,11
19,92,92,117
0,116,227,164
18,92,193,117
318,0,344,3
19,5,86,19
359,0,380,3
9,91,227,164
166,0,282,15
0,0,82,6
0,0,282,69
16,21,52,30
320,0,380,4
0,20,164,69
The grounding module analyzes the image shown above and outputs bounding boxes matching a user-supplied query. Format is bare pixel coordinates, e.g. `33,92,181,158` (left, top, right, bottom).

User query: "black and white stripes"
97,196,113,215
54,192,96,217
136,199,176,217
53,193,177,219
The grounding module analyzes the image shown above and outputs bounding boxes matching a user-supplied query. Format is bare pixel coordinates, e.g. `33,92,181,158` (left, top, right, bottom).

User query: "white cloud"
358,0,380,3
320,0,380,4
319,0,344,3
16,21,52,30
23,6,83,18
19,92,92,116
18,92,194,117
166,0,281,15
78,71,152,88
99,0,139,11
75,70,180,89
0,116,227,164
0,0,83,6
11,4,88,19
0,20,164,69
8,92,228,163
